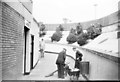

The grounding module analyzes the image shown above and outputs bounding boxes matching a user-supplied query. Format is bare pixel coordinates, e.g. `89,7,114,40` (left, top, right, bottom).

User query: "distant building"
45,10,118,31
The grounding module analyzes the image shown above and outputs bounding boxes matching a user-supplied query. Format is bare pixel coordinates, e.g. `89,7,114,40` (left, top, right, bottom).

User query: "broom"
45,62,70,77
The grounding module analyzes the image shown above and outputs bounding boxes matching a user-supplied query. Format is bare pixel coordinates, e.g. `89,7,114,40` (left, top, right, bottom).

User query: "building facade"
30,18,40,69
0,1,2,81
1,0,40,80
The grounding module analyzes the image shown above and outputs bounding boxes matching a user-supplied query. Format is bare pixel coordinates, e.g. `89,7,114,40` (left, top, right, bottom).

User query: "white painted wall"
31,18,40,67
82,49,119,80
26,29,31,73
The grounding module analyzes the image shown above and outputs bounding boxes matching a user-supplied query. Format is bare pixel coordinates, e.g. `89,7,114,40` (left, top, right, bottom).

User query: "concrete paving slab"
18,53,78,80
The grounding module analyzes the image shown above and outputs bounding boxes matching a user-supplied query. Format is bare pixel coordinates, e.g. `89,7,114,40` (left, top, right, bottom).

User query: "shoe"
61,77,64,79
58,76,61,78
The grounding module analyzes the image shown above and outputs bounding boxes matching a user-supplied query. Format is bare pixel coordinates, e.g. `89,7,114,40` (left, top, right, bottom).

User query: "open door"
30,35,34,70
23,26,29,75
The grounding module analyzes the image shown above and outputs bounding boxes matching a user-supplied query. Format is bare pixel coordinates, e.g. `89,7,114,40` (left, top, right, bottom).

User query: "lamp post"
94,4,98,20
63,18,68,24
63,18,69,30
63,18,72,30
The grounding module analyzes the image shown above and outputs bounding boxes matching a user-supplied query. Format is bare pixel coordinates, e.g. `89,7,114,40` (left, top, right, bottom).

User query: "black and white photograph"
0,0,120,81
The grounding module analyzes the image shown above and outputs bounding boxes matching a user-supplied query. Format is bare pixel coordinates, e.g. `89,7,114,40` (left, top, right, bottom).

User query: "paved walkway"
19,53,60,80
18,42,119,80
18,53,69,80
19,52,86,80
45,43,86,61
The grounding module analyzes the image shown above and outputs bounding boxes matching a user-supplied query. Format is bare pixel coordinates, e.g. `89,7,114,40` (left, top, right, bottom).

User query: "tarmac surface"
19,52,86,80
18,42,119,80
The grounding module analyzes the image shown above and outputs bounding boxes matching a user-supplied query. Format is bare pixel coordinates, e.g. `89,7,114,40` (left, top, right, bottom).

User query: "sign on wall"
25,20,30,28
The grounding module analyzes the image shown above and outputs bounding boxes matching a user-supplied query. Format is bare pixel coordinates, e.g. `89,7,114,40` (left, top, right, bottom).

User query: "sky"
32,0,120,24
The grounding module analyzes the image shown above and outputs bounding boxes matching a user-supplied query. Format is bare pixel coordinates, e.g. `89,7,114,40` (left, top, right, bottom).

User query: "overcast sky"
32,0,119,24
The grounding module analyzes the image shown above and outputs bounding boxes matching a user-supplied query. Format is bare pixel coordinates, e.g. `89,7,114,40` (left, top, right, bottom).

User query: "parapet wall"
45,43,120,80
45,10,119,31
81,11,118,29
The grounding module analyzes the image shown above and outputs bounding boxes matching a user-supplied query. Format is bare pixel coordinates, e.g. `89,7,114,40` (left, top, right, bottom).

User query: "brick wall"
2,2,24,80
0,1,2,81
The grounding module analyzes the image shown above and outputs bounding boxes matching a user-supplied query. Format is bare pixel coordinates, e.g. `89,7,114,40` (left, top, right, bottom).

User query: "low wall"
45,43,120,80
81,48,119,80
72,44,119,80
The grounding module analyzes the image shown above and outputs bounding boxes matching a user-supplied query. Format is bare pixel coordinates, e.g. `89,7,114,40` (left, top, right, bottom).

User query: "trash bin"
79,61,89,75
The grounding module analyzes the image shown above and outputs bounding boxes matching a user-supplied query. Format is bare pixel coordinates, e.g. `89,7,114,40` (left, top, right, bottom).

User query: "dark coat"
56,51,66,65
74,50,83,69
76,50,83,61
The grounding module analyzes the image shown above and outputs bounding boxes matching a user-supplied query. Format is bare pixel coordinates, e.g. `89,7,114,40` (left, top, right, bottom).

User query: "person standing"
39,39,45,58
56,48,67,79
73,47,83,69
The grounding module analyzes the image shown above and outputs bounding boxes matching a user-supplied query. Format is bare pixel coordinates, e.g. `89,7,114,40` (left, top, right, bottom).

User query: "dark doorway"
24,26,29,74
30,35,34,70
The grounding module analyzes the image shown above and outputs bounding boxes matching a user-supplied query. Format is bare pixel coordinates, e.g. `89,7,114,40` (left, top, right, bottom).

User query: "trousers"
57,64,64,78
75,60,80,69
